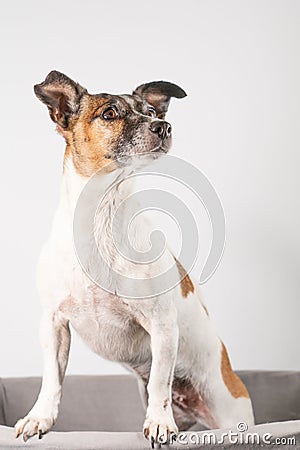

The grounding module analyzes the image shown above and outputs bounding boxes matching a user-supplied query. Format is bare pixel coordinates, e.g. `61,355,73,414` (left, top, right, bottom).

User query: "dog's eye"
147,107,156,118
102,107,119,120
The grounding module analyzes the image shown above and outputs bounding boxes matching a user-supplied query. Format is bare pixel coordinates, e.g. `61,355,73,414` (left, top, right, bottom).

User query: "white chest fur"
36,160,163,363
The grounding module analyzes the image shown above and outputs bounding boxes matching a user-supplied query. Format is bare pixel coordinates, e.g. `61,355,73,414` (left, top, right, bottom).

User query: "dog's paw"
15,415,54,441
143,410,178,447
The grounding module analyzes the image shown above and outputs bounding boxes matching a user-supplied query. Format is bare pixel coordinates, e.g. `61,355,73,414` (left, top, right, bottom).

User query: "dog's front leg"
15,309,70,441
143,307,179,447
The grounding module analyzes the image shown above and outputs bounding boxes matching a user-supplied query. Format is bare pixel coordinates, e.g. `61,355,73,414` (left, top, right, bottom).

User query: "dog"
15,71,254,446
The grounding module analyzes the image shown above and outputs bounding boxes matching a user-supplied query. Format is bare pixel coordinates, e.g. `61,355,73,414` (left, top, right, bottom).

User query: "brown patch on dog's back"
221,342,250,398
174,257,194,298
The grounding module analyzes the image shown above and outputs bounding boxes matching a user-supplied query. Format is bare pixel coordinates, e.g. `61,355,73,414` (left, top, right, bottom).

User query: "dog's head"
34,71,186,176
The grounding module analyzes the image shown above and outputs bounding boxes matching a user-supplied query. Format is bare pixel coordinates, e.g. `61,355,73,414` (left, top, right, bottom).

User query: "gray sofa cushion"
0,380,6,427
238,370,300,424
0,371,300,449
1,421,300,449
1,375,145,432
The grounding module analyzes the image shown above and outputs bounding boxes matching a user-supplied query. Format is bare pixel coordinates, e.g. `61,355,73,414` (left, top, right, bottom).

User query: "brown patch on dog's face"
174,257,194,298
221,342,250,398
34,71,187,178
64,94,127,177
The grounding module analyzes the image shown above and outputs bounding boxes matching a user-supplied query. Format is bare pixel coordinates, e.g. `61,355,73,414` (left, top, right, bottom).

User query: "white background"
0,0,299,377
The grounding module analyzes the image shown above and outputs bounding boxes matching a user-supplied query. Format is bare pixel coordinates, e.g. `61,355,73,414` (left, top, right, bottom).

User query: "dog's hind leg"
15,310,70,441
175,288,254,431
176,340,254,431
200,340,255,430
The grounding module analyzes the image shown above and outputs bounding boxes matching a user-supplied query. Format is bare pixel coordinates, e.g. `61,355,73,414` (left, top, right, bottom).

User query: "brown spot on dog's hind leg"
221,342,250,398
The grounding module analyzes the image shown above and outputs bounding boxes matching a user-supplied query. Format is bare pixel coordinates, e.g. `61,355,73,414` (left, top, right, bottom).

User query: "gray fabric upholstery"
1,422,300,449
0,371,300,449
0,379,6,427
238,370,300,424
1,375,145,432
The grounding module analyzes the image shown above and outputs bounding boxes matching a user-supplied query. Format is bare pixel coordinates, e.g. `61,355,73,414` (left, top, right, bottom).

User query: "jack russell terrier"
15,71,254,446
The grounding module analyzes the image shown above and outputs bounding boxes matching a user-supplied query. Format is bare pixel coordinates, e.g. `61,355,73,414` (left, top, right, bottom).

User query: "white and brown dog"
15,71,254,446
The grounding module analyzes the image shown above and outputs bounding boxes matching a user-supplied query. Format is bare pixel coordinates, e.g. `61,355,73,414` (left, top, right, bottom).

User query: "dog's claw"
151,436,155,449
170,431,177,443
38,429,43,439
23,432,29,443
15,430,21,439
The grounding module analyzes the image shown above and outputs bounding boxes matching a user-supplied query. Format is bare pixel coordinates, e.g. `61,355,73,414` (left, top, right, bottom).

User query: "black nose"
150,120,172,140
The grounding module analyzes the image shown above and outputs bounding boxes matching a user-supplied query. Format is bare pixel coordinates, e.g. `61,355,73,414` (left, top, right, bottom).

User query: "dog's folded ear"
34,71,87,128
133,81,187,119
